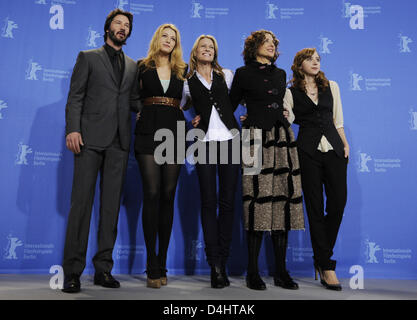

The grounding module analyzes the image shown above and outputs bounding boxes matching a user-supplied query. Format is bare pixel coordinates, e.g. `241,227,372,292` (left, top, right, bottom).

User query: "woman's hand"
240,114,248,123
336,127,349,160
283,110,289,118
344,145,350,159
191,115,201,128
136,111,141,121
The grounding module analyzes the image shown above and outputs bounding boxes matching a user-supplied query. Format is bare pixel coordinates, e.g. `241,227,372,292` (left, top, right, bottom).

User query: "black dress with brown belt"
134,62,185,159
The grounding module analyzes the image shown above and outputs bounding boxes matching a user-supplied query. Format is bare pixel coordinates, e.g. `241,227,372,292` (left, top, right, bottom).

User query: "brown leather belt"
143,96,181,108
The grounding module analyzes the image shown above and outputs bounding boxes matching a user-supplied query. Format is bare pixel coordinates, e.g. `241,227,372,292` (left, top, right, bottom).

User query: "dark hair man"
62,9,141,293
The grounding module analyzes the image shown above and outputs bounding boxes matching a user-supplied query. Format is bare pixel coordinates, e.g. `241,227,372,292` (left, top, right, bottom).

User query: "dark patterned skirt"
242,125,304,231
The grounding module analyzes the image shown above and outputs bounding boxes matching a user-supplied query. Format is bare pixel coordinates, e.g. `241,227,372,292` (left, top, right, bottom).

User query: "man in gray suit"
62,8,140,293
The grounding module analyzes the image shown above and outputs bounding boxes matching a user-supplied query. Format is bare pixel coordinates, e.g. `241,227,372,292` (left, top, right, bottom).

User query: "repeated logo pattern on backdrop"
0,0,416,279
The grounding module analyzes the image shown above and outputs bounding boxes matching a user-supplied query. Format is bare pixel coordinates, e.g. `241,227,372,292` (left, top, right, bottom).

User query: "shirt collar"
195,69,213,82
248,60,275,71
104,43,123,57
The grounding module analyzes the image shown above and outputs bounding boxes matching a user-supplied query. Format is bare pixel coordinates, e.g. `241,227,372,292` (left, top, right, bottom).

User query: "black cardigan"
229,60,290,130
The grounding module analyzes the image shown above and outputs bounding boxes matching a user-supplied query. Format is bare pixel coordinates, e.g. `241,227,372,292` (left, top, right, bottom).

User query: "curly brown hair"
289,48,329,92
242,30,279,65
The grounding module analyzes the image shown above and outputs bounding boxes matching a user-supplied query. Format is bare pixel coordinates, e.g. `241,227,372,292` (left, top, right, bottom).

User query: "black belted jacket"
229,60,290,130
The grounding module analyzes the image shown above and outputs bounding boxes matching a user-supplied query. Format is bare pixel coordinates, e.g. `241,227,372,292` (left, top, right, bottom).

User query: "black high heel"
211,265,226,289
220,264,230,287
314,266,342,291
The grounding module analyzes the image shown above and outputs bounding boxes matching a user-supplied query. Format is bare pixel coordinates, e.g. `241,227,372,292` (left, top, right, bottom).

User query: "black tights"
137,154,182,279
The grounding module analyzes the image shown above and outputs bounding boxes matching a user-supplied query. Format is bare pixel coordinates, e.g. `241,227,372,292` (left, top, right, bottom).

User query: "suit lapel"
97,46,118,86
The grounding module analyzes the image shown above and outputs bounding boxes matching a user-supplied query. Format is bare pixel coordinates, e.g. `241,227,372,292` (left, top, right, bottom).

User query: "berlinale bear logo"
1,17,18,39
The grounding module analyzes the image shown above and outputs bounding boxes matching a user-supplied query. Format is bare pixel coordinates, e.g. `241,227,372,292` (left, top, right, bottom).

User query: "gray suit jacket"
65,46,141,151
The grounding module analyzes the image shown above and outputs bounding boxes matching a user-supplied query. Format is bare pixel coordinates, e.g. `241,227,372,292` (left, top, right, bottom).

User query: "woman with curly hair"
134,23,187,289
230,30,304,291
285,48,349,291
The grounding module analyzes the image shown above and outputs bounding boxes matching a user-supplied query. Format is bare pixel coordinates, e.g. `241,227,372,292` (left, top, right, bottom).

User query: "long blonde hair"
186,35,224,79
140,24,187,80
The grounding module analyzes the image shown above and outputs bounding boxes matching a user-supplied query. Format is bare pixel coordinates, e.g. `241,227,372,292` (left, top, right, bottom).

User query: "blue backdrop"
1,0,416,280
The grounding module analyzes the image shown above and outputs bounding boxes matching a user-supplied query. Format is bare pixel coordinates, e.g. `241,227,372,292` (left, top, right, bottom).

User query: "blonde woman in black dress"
134,24,187,289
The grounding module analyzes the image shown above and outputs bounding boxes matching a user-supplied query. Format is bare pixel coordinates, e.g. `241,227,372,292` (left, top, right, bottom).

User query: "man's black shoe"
94,272,120,288
62,274,81,293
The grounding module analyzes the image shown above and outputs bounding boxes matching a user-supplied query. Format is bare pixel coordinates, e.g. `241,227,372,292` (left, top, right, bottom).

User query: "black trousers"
195,138,240,267
62,136,128,276
298,149,347,270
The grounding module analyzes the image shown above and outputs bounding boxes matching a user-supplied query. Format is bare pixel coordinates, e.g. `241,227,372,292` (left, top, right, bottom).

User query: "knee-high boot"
246,231,266,290
271,230,298,290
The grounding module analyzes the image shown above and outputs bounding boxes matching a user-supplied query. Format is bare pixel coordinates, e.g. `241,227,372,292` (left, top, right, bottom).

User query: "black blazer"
65,46,141,151
229,61,290,130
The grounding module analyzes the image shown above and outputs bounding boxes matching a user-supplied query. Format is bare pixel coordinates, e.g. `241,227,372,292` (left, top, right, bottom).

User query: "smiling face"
256,33,276,62
107,14,130,46
195,37,215,64
300,50,321,77
159,27,177,55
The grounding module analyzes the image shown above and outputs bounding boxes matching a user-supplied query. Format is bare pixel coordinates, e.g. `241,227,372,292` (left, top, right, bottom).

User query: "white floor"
0,274,416,300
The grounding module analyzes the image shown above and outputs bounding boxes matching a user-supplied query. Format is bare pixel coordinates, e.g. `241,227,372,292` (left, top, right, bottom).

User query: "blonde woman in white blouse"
284,48,349,291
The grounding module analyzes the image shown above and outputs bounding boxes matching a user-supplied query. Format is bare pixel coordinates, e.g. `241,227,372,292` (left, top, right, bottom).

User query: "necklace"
306,85,318,96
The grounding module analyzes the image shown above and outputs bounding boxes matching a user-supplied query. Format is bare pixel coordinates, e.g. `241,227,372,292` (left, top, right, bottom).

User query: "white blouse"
283,80,344,152
182,69,236,142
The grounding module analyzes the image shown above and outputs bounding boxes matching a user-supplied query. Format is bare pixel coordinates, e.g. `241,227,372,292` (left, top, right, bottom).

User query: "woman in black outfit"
183,35,240,288
230,30,304,290
285,48,349,291
134,23,187,288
